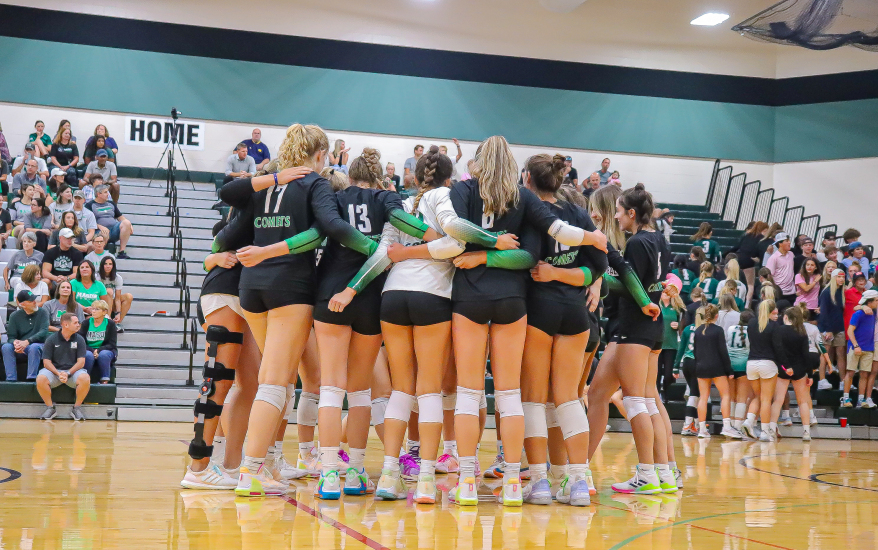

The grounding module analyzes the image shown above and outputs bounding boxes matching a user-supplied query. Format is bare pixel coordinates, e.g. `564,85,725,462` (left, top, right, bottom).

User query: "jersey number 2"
348,204,372,232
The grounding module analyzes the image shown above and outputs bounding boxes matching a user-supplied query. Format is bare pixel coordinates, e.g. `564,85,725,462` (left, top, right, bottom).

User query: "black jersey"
219,173,365,294
616,230,671,342
528,200,608,304
202,215,251,297
449,179,562,302
316,187,404,301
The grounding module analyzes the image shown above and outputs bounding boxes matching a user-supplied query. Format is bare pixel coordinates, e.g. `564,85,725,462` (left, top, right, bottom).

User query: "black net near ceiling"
732,0,878,51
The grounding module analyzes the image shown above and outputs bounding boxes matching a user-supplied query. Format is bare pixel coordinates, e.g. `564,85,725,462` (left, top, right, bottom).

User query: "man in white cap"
41,228,84,290
766,232,796,304
844,289,878,409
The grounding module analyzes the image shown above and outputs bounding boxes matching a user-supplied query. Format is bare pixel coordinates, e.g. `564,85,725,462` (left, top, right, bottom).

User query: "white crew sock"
383,455,400,475
504,462,521,481
241,455,265,473
746,412,756,424
299,441,315,458
699,421,707,432
722,418,731,430
459,456,477,479
668,460,677,470
568,463,588,480
275,440,284,455
212,436,226,464
549,464,567,480
321,446,339,475
443,440,457,455
529,462,548,481
348,448,366,471
420,459,436,476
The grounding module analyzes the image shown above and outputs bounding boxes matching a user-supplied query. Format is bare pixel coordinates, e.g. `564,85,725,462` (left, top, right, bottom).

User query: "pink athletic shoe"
436,453,460,474
399,454,420,481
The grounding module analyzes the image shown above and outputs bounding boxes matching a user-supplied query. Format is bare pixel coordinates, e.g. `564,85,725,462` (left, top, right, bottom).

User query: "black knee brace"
189,325,244,460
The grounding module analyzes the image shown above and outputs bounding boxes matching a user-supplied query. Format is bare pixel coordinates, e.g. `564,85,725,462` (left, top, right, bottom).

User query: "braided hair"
412,145,453,213
348,147,385,189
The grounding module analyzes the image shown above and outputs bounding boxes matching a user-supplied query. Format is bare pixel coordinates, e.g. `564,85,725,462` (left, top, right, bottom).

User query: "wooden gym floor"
1,420,878,549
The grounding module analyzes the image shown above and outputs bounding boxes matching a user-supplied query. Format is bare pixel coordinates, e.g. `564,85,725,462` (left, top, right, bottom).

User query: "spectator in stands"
672,254,697,304
821,260,838,290
242,128,270,170
656,211,674,243
328,139,350,173
439,139,463,180
0,122,9,162
12,143,49,179
818,268,846,390
43,280,85,332
28,120,52,159
79,174,98,203
79,299,117,384
42,229,84,289
4,232,42,289
12,158,47,197
82,135,116,165
13,264,49,307
0,157,9,196
49,211,89,254
729,220,768,305
81,150,119,203
10,183,37,222
404,144,424,177
83,125,118,159
399,173,417,199
607,170,621,186
86,185,133,259
383,162,400,191
688,246,707,275
841,228,873,262
71,190,97,241
56,120,77,143
595,157,610,185
582,172,600,199
14,198,53,251
794,258,821,318
843,290,878,408
49,185,75,224
36,312,88,421
842,241,870,274
0,198,11,249
2,290,50,382
794,237,817,273
223,143,255,185
563,156,579,188
98,256,130,332
767,232,796,304
70,260,108,316
758,223,784,266
817,245,838,272
86,234,114,264
49,129,79,187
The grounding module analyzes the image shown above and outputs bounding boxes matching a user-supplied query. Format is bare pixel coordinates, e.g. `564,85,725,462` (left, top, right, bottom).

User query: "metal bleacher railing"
166,170,194,365
703,159,838,246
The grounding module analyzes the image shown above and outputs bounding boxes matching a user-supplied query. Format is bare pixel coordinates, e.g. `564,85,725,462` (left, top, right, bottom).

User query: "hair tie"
273,173,278,187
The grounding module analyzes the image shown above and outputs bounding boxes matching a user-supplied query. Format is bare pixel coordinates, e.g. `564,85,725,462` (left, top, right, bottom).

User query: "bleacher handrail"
187,317,198,387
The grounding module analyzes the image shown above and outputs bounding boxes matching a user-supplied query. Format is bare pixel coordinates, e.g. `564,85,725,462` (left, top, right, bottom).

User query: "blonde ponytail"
758,299,776,332
473,136,519,218
276,124,329,170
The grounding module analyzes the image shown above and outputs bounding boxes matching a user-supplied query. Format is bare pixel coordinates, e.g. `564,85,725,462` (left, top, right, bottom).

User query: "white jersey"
380,187,465,299
804,322,822,353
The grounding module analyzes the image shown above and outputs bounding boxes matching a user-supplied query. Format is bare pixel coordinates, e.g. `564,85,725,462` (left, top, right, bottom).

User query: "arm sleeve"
432,186,500,248
427,235,466,259
218,177,259,209
603,243,652,308
98,321,118,353
486,222,539,270
310,180,377,257
388,208,430,239
347,223,394,293
284,226,325,254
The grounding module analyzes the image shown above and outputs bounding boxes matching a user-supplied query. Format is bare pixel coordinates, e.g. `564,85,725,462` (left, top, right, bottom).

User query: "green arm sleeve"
443,217,500,248
388,208,429,240
333,224,379,257
284,227,325,254
578,266,594,286
817,339,827,355
210,239,222,254
601,266,652,309
347,249,391,293
673,329,688,371
486,250,537,270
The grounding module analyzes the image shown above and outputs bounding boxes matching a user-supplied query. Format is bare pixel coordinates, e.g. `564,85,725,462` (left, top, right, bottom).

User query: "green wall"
0,36,871,163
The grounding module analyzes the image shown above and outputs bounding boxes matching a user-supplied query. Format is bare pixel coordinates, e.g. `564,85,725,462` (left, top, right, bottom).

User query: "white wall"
1,101,778,206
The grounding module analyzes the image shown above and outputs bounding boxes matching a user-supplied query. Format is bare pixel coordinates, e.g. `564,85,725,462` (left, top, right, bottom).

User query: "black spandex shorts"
527,296,589,337
585,309,600,353
240,288,313,314
380,291,452,326
610,334,662,350
452,298,526,325
313,289,382,336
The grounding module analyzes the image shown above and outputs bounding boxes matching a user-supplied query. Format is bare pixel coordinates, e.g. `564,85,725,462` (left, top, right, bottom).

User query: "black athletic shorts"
313,289,382,336
240,288,313,314
585,309,600,353
380,291,452,327
610,333,662,351
527,296,589,336
452,298,527,325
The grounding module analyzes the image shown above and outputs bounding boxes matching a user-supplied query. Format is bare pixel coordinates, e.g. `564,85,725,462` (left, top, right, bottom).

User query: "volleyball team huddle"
181,123,681,509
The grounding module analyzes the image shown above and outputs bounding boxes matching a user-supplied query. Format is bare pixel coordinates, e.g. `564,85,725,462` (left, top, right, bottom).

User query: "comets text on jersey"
254,215,291,228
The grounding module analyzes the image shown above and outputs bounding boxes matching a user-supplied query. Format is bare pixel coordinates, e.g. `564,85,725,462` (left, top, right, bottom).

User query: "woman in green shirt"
671,254,697,304
70,260,109,316
690,222,723,265
78,299,117,383
28,120,52,158
697,261,720,301
675,306,704,436
659,284,685,399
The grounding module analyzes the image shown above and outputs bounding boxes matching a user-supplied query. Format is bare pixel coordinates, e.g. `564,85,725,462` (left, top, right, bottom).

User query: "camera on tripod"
171,107,182,121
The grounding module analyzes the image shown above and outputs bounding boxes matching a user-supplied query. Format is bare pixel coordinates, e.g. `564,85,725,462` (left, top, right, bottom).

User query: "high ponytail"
758,299,776,332
412,145,453,213
276,124,329,169
525,153,566,194
618,183,654,228
348,147,384,189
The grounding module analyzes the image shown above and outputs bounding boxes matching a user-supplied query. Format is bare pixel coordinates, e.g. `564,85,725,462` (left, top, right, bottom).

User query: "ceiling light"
691,13,730,26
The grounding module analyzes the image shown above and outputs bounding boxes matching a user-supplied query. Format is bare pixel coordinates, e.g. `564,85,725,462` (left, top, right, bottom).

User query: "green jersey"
698,277,720,301
698,239,722,264
674,324,696,372
661,304,680,350
671,268,697,296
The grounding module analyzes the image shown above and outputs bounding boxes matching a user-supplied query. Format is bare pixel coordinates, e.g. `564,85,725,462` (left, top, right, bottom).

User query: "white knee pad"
522,402,548,439
370,397,389,426
622,396,648,419
545,402,560,428
686,396,699,408
479,391,487,410
441,391,457,411
645,397,660,417
385,391,415,423
495,388,524,419
318,386,346,410
347,389,372,409
417,393,443,424
556,400,589,440
283,384,296,420
296,391,319,426
254,384,288,413
454,386,482,417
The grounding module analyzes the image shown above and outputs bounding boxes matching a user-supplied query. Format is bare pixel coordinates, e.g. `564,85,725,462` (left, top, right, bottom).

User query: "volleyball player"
519,154,608,507
697,262,720,302
585,184,669,495
446,136,608,507
727,310,754,430
693,304,741,439
772,307,813,440
741,300,784,441
219,124,381,497
676,306,702,435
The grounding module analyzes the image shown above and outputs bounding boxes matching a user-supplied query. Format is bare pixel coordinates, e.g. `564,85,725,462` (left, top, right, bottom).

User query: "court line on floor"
0,467,22,484
809,472,878,493
740,451,878,493
279,495,389,550
688,523,795,550
608,498,878,549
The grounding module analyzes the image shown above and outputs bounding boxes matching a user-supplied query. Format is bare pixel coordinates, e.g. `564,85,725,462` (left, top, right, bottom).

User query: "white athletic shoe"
780,415,793,427
681,421,698,437
863,398,877,409
611,465,662,495
673,468,684,490
810,409,819,426
802,428,812,442
720,426,743,439
498,476,523,507
181,464,237,490
758,429,775,442
375,469,408,501
697,426,711,439
450,476,479,506
296,447,320,477
277,453,309,480
817,379,832,391
741,421,757,439
235,466,288,497
414,473,437,504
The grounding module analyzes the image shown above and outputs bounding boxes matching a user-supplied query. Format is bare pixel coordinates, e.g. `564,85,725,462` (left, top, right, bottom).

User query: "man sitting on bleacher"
2,290,49,382
36,312,88,421
85,185,133,259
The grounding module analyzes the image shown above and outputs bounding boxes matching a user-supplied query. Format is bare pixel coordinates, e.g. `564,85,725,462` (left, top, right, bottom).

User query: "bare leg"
413,321,452,464
452,314,490,461
521,325,552,468
381,322,416,459
646,350,668,465
487,319,528,466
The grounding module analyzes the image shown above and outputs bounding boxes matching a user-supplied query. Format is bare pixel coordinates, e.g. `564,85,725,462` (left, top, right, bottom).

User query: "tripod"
148,111,195,193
